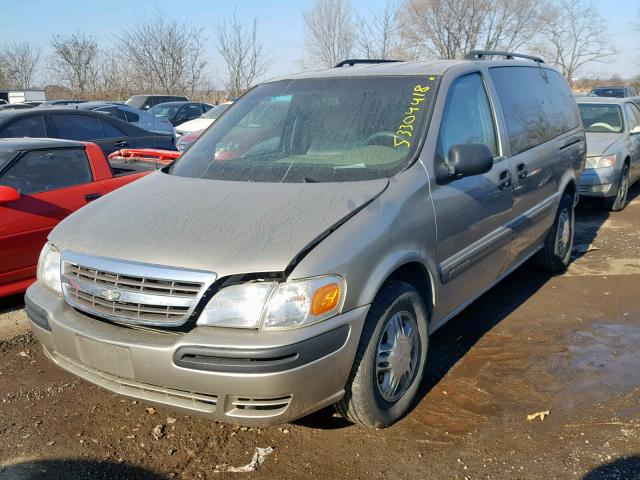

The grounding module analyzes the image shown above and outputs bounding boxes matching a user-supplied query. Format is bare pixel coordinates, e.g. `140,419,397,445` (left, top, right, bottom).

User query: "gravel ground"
1,186,639,480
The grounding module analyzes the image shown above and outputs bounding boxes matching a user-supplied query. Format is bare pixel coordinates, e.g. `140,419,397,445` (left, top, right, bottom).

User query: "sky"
1,0,639,86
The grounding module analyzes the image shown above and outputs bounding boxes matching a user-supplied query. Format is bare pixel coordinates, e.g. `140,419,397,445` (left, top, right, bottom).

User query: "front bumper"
26,282,368,426
579,167,620,198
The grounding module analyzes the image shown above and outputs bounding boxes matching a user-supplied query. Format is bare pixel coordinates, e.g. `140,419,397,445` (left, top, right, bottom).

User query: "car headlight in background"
197,275,346,330
585,154,616,169
37,242,62,294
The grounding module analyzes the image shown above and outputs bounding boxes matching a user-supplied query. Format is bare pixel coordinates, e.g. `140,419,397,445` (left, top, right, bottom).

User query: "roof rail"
334,59,404,68
465,50,545,64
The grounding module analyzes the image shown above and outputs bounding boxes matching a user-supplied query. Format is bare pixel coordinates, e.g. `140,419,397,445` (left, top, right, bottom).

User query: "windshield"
125,95,146,109
151,104,180,118
203,103,231,119
591,88,625,98
170,76,438,183
578,104,624,133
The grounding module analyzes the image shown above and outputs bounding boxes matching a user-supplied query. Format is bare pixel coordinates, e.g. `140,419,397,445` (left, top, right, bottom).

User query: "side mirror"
631,125,640,134
0,185,20,204
447,144,494,178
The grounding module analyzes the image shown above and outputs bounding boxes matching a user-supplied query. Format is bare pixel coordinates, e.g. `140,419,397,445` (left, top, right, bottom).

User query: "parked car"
589,86,637,98
577,97,640,210
175,102,233,137
0,103,35,111
176,128,203,152
70,101,168,134
125,95,189,111
37,100,88,107
150,102,213,130
0,138,150,297
0,109,175,156
26,52,584,428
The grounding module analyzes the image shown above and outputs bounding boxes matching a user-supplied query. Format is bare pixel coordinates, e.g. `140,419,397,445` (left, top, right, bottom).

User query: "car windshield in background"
203,103,231,119
578,104,624,133
125,96,146,109
0,150,17,172
152,105,180,118
170,76,439,183
591,88,626,98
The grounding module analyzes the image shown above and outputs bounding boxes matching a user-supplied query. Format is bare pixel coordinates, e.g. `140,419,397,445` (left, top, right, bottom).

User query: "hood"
585,132,624,157
176,118,213,134
50,172,388,277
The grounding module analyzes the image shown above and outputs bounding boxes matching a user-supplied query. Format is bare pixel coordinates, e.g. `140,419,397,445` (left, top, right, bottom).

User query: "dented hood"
50,171,388,277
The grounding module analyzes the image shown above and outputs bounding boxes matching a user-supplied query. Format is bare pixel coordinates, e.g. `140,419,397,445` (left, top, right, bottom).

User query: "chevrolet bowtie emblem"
100,289,122,301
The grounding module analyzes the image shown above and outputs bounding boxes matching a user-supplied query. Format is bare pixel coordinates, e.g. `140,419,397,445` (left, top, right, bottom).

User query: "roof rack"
465,50,545,64
334,59,404,68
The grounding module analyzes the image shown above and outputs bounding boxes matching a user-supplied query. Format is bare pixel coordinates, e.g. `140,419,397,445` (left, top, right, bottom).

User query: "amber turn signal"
311,283,341,316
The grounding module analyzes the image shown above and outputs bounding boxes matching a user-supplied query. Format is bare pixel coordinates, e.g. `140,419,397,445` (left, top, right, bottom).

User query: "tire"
335,281,429,428
534,192,575,273
603,164,630,212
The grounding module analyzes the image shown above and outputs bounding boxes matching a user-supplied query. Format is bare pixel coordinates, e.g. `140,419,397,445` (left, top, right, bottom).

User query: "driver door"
0,148,104,291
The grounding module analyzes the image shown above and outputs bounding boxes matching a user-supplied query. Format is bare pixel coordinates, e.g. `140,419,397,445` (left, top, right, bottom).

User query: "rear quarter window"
0,115,47,138
489,67,580,155
51,114,104,141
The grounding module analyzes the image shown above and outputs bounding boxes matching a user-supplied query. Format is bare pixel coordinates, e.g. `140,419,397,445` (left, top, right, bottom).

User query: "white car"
175,102,232,137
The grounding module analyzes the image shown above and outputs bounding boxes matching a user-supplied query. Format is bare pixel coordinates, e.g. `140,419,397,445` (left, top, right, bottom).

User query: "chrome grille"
61,251,217,328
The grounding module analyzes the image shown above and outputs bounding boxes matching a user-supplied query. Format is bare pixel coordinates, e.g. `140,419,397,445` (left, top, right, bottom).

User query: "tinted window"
578,104,623,133
0,148,93,194
96,106,127,121
0,150,18,171
100,119,127,138
180,104,203,120
438,73,497,163
592,88,626,98
1,116,46,138
203,103,230,119
125,110,139,122
625,103,640,131
172,76,438,183
490,67,580,155
125,95,147,109
51,114,104,141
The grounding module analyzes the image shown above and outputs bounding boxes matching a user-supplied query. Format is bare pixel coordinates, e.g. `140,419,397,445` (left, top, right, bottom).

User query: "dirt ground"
1,188,640,480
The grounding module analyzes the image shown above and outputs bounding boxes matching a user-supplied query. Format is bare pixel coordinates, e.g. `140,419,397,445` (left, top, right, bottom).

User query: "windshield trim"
169,75,441,183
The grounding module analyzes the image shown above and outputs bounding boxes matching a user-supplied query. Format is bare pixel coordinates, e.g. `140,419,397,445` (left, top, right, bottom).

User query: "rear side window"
0,148,93,194
437,73,497,163
99,119,127,138
51,114,104,141
125,110,139,122
96,106,127,121
1,116,46,138
625,103,640,131
490,67,580,155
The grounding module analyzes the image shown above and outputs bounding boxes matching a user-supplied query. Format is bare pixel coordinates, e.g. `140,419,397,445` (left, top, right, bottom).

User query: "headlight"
37,242,62,294
585,154,616,169
197,275,346,330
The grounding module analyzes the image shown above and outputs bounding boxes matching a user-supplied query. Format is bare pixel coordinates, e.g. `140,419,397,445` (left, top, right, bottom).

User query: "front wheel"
603,164,630,212
534,192,575,273
335,281,429,428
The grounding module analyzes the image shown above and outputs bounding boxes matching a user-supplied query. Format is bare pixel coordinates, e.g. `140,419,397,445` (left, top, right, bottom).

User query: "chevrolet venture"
26,52,585,428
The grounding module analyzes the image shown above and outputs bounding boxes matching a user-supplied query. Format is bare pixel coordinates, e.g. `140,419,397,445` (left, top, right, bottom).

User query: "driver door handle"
498,170,512,190
517,163,528,179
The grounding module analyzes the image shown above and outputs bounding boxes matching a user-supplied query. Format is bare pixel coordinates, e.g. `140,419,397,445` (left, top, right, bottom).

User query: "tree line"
0,0,628,101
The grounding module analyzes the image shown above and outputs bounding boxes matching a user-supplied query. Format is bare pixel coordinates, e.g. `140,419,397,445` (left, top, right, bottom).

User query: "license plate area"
75,336,134,379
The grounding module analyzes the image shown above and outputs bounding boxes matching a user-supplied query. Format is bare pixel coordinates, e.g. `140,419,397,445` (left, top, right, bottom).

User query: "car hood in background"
585,132,624,157
49,172,388,277
176,118,214,134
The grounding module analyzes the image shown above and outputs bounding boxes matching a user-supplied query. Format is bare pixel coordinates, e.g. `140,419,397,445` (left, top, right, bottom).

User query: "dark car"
150,101,213,128
0,109,175,156
589,86,637,98
37,100,88,107
125,95,189,111
0,103,35,111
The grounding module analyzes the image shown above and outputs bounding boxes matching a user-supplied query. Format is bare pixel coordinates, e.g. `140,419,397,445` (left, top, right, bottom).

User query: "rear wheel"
335,281,429,428
603,164,630,212
534,192,574,273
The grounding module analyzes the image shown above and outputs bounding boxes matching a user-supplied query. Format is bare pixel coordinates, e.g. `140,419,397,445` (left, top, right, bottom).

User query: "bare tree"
49,33,99,96
119,13,208,97
397,0,546,60
356,2,400,59
303,0,355,67
535,0,616,83
1,41,41,89
216,13,272,97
